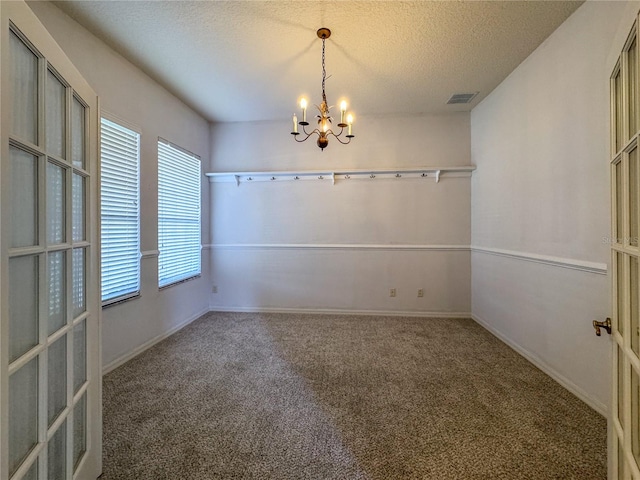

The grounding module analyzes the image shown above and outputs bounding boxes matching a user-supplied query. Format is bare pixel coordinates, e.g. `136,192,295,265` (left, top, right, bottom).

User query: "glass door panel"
619,346,626,426
8,358,38,477
71,97,85,169
10,30,38,144
9,146,38,248
72,173,85,242
72,248,86,318
73,394,87,472
615,65,624,153
73,320,86,393
629,37,638,140
47,250,66,335
632,365,640,470
630,147,639,247
618,251,626,336
617,160,624,244
8,255,39,362
47,421,67,480
45,69,66,159
46,161,66,245
47,335,67,426
632,256,639,356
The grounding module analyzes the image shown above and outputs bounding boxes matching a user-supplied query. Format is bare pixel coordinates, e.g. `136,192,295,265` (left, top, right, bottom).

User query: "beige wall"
471,1,638,413
28,1,212,371
209,115,472,315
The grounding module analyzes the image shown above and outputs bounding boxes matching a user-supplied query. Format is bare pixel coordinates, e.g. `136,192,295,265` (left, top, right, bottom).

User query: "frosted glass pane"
72,97,85,169
633,256,640,356
47,161,66,244
73,394,86,472
46,69,65,159
73,320,86,393
616,69,623,153
72,173,85,242
10,31,38,143
48,250,67,335
23,461,38,480
618,252,626,336
619,347,625,426
48,335,67,426
631,148,639,247
9,255,39,362
632,366,639,470
9,358,38,477
617,161,624,243
48,420,66,480
72,248,86,318
10,146,38,247
630,38,637,139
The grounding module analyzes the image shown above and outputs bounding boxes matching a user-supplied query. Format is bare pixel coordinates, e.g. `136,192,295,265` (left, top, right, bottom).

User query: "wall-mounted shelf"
205,166,475,186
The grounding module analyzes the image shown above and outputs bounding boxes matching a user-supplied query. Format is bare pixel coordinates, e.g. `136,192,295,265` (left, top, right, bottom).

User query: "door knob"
593,318,612,336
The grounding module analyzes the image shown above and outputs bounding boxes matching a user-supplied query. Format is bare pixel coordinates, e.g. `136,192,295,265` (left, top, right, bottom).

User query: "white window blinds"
157,139,201,287
100,117,140,303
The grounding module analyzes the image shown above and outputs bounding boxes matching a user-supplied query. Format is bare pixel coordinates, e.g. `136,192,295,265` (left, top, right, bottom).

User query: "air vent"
447,92,479,105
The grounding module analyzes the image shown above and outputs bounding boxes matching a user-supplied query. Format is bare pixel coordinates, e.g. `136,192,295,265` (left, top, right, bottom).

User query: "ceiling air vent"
447,92,479,105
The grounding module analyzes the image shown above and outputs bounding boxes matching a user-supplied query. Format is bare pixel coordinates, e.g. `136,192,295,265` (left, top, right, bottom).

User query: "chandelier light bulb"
346,114,354,136
300,98,308,123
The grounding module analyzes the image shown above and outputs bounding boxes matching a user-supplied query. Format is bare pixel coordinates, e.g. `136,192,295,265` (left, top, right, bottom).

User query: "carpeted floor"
101,312,606,479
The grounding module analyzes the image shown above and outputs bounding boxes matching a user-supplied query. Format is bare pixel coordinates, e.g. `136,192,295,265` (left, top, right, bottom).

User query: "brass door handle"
593,318,612,336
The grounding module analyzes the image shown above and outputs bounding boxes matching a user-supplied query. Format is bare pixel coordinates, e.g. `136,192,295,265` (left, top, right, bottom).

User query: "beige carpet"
101,312,606,479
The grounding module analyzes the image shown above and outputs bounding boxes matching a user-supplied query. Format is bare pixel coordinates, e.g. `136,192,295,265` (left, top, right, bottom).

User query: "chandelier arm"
302,123,316,136
327,130,352,145
293,129,321,143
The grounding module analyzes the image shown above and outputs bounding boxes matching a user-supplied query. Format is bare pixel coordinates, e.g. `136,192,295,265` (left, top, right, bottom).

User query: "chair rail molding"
471,246,607,275
205,243,472,252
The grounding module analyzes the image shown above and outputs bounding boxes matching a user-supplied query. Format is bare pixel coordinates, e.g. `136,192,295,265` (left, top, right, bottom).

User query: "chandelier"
291,28,354,151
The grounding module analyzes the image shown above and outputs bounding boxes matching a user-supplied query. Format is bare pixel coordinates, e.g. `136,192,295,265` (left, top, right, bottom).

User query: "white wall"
209,115,472,315
471,1,637,414
28,1,212,371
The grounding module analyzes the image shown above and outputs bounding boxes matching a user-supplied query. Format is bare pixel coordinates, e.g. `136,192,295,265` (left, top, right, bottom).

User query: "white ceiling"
54,0,583,123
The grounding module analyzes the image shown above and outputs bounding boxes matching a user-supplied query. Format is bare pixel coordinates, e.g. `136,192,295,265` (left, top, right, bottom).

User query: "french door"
0,2,101,479
611,11,640,480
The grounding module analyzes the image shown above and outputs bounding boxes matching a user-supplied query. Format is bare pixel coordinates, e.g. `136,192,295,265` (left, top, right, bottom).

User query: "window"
100,117,140,304
157,139,201,287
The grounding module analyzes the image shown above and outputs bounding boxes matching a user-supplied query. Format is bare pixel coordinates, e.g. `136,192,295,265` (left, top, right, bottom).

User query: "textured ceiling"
54,1,583,123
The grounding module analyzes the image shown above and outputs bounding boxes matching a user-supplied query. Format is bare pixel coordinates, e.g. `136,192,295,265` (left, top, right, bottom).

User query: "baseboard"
209,305,471,318
102,307,210,375
471,313,607,417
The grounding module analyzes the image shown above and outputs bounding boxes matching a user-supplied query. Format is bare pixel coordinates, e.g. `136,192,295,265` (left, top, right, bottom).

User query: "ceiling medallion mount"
317,28,331,39
291,27,355,151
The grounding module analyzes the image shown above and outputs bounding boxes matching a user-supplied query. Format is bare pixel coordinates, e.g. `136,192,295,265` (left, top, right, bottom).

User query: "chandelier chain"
321,37,327,104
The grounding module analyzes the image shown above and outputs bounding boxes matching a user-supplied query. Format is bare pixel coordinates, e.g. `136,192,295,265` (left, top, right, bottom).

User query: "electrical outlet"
417,288,424,298
390,288,396,297
212,285,218,294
